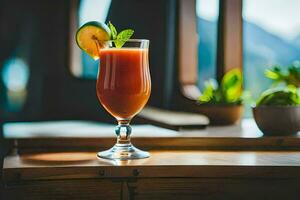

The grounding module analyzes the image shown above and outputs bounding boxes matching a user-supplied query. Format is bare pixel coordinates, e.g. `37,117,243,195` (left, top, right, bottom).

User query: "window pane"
79,0,112,26
243,0,300,115
77,0,112,79
196,0,219,89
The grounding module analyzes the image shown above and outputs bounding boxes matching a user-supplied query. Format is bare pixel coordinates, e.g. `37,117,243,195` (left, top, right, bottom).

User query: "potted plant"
196,68,246,125
252,63,300,135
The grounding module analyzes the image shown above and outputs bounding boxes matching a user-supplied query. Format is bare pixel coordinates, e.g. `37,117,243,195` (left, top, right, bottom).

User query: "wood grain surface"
132,178,300,200
3,150,300,200
4,120,300,150
3,179,122,200
3,150,300,182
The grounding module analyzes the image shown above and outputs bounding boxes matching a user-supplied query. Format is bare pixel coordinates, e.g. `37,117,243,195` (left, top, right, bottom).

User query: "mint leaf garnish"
107,21,134,48
108,21,117,40
114,29,134,48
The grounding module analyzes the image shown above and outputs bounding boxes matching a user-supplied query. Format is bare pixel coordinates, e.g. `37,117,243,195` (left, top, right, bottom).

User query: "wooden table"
2,120,300,199
2,150,300,200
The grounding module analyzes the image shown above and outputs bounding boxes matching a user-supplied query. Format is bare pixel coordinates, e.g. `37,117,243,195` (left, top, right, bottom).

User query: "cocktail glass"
96,39,151,160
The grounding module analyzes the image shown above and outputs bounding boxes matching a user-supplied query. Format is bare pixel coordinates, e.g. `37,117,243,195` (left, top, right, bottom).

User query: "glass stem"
115,119,132,147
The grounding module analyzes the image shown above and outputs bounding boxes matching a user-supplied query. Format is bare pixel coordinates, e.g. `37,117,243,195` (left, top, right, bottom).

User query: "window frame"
177,0,243,102
69,0,84,78
178,0,201,101
216,0,243,81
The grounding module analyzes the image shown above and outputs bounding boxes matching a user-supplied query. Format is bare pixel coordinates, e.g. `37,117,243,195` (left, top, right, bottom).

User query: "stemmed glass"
96,39,151,160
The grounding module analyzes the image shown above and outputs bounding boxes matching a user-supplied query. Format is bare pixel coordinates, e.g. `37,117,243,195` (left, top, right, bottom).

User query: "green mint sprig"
108,21,134,48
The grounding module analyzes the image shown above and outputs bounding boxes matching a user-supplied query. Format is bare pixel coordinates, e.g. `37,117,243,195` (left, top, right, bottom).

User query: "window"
75,0,112,79
196,0,219,90
243,0,300,113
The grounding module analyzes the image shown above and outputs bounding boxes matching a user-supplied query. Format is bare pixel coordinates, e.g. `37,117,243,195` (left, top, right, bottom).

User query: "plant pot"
252,106,300,136
195,105,244,125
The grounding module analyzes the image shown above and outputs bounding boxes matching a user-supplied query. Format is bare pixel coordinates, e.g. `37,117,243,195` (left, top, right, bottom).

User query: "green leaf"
265,69,280,80
221,68,242,102
114,29,134,48
265,64,300,87
287,64,300,87
197,69,244,105
106,22,135,48
108,21,117,40
199,79,217,103
256,87,300,106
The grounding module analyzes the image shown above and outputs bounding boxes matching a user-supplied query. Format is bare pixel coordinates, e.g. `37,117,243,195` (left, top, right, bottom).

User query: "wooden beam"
178,0,198,85
177,0,201,101
217,0,243,81
69,0,82,77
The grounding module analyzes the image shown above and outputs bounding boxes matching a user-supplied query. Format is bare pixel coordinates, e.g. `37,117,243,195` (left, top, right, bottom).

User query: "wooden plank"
11,136,300,152
3,178,300,200
178,0,198,85
133,178,300,200
3,150,300,182
217,0,243,80
177,0,202,102
3,179,122,200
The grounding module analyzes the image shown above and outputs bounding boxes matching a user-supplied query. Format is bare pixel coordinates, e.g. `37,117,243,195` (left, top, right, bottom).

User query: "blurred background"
1,0,300,152
2,0,300,122
0,0,179,123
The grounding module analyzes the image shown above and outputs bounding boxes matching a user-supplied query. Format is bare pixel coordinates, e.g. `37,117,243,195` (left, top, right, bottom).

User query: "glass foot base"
97,144,150,160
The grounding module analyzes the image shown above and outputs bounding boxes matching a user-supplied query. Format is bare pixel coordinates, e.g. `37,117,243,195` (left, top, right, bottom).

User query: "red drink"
96,48,151,119
75,20,151,159
96,39,151,160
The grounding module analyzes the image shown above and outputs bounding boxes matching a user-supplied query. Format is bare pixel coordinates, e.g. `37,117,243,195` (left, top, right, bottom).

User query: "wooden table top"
3,119,300,150
3,120,300,184
3,150,300,182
